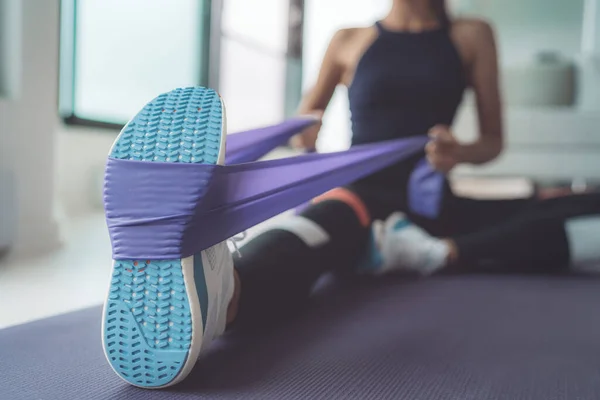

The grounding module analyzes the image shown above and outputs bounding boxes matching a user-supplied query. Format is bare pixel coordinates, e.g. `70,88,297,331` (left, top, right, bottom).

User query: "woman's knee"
309,187,371,228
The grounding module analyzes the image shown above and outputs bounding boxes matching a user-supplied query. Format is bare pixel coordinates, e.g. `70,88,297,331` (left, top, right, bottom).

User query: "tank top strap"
374,21,388,34
374,20,451,36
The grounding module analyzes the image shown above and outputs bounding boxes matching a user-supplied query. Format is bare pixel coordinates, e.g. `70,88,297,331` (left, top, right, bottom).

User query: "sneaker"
102,87,235,388
361,213,449,276
355,221,385,274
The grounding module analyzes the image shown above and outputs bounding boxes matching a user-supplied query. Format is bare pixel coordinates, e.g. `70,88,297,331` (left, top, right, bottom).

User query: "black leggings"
452,194,600,273
233,189,600,330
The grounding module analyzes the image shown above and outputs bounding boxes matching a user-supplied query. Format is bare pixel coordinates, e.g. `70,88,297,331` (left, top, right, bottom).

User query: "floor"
0,213,111,329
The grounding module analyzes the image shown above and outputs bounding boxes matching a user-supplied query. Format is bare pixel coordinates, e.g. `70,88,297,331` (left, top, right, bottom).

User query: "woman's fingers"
427,153,455,173
426,139,452,156
428,124,450,138
426,125,459,173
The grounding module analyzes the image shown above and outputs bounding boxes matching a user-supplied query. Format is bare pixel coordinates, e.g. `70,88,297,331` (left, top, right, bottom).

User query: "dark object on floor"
2,275,600,400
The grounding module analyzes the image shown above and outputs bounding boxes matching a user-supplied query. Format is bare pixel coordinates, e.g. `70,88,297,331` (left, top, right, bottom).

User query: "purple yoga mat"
4,275,600,400
105,136,429,260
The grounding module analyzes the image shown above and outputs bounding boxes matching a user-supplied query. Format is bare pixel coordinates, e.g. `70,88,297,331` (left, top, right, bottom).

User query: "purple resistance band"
105,135,436,260
409,158,444,219
225,118,443,218
105,118,444,259
225,117,318,164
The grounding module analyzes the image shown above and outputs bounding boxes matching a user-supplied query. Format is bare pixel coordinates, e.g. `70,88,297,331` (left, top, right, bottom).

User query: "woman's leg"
228,188,372,331
373,193,600,275
451,193,600,273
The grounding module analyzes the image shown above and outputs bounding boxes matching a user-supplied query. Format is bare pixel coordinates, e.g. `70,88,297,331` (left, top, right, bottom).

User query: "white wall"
55,126,117,216
0,0,62,256
464,0,585,65
0,0,121,258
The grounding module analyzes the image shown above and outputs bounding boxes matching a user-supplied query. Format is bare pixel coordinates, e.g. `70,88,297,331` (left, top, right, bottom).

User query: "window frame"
58,0,304,130
58,0,216,130
285,0,304,117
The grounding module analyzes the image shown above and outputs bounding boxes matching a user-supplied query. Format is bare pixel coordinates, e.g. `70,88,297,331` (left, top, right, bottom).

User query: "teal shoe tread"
110,86,222,164
103,87,222,388
104,260,192,387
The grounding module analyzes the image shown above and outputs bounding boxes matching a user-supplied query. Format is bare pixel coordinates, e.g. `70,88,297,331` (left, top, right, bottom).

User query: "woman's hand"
425,125,461,174
290,110,324,151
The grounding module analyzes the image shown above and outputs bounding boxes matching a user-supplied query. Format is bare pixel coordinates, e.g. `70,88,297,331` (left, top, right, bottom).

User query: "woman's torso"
337,21,469,191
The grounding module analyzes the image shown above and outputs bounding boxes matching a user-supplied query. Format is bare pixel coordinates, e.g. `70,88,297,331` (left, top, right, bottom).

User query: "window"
218,0,304,132
59,0,212,127
59,0,305,131
0,0,21,100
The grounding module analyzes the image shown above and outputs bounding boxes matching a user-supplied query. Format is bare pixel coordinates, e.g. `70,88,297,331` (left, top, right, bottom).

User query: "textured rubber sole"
102,87,224,388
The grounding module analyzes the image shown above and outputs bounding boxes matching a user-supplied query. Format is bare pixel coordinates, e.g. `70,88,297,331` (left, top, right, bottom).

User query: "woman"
103,0,600,388
229,0,600,327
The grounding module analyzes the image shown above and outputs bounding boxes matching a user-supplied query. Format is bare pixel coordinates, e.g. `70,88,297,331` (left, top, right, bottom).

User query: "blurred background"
0,0,598,327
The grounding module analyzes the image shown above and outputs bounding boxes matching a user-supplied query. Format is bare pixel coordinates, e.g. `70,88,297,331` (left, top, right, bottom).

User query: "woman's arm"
457,20,504,164
292,30,347,150
427,20,503,173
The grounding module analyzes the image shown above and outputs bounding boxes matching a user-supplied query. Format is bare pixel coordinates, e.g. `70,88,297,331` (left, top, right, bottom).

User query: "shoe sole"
101,87,226,389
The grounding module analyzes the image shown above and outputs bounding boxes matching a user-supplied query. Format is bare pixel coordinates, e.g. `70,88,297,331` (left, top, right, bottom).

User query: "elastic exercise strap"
225,117,317,164
105,136,429,260
409,158,445,219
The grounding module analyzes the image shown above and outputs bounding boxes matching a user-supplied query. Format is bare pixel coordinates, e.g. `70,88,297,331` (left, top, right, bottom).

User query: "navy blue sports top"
348,21,466,188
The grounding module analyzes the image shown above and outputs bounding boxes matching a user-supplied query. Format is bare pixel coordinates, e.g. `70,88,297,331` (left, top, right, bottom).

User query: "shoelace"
227,231,248,258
